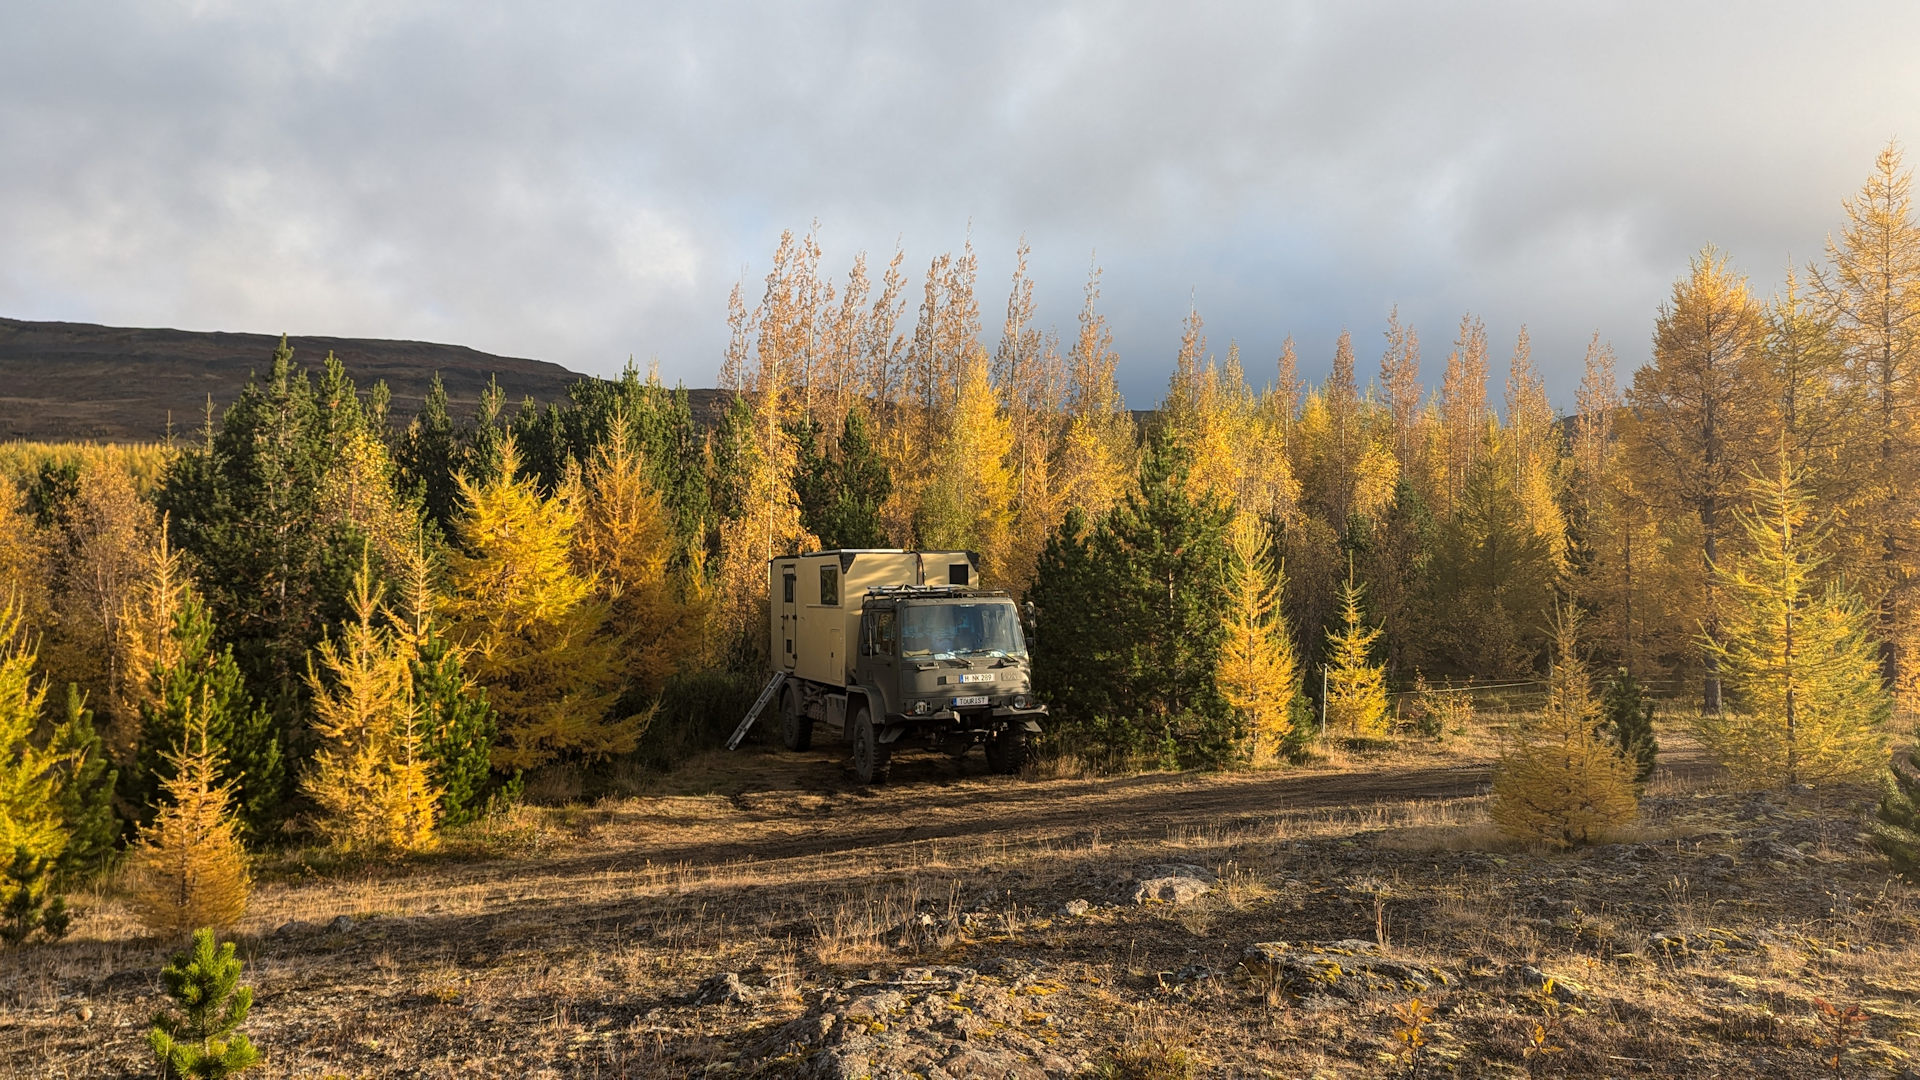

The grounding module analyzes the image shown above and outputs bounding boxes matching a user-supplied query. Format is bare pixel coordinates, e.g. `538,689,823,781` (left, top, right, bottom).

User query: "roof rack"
862,584,1011,600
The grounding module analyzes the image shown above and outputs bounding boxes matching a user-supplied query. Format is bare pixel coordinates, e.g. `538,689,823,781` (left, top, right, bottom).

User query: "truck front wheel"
780,686,812,751
852,708,891,785
985,726,1028,775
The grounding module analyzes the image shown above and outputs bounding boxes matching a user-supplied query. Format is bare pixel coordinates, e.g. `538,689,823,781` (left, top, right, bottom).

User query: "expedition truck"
736,549,1046,784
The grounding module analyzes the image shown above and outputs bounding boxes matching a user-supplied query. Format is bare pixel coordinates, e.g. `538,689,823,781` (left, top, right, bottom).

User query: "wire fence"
1367,673,1698,715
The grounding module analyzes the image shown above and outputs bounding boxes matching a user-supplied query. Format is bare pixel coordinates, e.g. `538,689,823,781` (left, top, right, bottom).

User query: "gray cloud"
4,1,1917,409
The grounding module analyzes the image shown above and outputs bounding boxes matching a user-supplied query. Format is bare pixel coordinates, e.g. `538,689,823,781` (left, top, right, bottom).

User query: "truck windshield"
900,602,1026,659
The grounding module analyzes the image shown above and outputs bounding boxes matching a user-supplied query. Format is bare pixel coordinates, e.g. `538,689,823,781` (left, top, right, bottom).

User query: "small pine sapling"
1,848,69,944
1600,667,1659,783
1873,743,1920,879
149,928,262,1078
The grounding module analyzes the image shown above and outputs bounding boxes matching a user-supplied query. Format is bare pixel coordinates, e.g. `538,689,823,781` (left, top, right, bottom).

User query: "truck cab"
849,586,1044,779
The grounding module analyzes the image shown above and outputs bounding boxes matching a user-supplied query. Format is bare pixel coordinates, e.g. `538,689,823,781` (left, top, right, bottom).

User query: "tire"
852,708,891,785
985,725,1028,775
780,685,812,751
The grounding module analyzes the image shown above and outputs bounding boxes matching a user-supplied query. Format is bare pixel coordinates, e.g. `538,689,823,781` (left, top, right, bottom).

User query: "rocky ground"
6,729,1920,1078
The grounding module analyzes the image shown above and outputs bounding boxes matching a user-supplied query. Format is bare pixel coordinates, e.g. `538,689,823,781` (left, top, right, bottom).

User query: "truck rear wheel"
780,686,812,751
852,708,891,785
985,725,1028,775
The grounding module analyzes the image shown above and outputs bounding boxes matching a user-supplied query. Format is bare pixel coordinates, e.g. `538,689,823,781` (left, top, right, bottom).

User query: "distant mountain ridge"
0,316,644,442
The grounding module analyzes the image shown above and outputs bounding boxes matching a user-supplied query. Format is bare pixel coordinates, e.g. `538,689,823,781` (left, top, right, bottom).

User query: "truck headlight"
1012,694,1033,709
913,700,930,715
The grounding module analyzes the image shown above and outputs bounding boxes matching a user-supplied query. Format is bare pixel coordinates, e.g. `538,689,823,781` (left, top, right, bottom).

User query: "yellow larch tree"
445,437,635,770
1697,460,1889,788
1491,609,1638,846
917,350,1017,576
1053,264,1133,521
576,415,704,694
0,601,65,879
1324,562,1390,737
1435,314,1492,518
112,522,194,763
1812,142,1920,694
126,692,250,936
1623,246,1772,710
0,478,51,643
1502,326,1570,575
1219,513,1299,763
303,555,439,853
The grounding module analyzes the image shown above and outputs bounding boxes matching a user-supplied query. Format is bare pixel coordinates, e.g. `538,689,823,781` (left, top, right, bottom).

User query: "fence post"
1320,664,1329,737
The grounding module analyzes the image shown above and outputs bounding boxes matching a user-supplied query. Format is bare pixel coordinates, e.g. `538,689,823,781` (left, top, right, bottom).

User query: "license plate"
959,673,993,683
953,695,989,707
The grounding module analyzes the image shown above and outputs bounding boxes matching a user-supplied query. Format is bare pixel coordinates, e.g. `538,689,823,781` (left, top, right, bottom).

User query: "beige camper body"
768,550,978,687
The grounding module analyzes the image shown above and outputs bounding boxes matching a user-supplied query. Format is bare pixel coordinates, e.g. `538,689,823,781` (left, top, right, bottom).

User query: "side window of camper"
820,565,839,606
949,563,970,586
782,572,795,603
877,611,896,655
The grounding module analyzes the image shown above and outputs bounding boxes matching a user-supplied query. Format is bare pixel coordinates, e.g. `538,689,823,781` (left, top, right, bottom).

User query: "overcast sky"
4,3,1918,409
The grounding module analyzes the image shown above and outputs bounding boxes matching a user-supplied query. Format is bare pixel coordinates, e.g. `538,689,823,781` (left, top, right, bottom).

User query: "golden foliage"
127,694,250,936
576,416,704,692
1491,611,1638,846
918,351,1016,576
303,555,440,853
1218,513,1298,763
0,602,65,868
1696,461,1889,788
0,441,171,493
1324,564,1389,737
446,437,635,770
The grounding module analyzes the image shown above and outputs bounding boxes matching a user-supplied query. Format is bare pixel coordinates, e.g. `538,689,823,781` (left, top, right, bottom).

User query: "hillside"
0,316,602,442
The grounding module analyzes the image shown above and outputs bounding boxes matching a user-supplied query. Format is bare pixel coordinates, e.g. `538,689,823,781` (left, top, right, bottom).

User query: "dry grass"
6,715,1915,1077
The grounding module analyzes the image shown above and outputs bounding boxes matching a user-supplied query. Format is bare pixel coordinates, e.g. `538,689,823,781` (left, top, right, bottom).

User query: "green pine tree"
1031,435,1236,768
148,928,263,1079
412,630,501,826
1600,668,1659,783
1,847,69,944
49,684,118,880
393,373,463,537
125,590,283,838
1874,743,1920,880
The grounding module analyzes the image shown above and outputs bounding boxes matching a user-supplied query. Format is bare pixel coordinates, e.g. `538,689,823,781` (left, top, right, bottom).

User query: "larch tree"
303,555,439,854
1623,246,1771,710
0,602,67,902
576,415,700,697
1813,142,1920,694
1324,561,1390,738
1501,326,1569,576
1436,314,1491,518
127,691,251,937
1696,460,1889,788
1218,513,1299,763
1055,264,1132,522
1380,307,1427,484
1491,610,1638,846
445,437,637,770
917,351,1017,577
